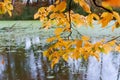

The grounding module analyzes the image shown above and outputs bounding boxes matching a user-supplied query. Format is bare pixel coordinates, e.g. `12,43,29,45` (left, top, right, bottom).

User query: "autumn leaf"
43,51,49,57
54,1,66,12
54,28,63,35
47,5,55,12
102,0,120,7
54,0,60,4
7,10,12,16
43,20,51,29
34,12,40,19
87,13,99,27
102,2,113,11
112,22,120,31
113,11,120,24
79,0,91,13
74,0,79,3
103,44,112,54
99,12,113,28
62,53,69,61
76,40,83,48
115,45,120,52
47,37,56,42
82,36,90,41
108,40,116,46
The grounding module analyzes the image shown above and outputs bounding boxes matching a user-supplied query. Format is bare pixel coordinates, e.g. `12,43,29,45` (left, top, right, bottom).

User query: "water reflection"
0,36,120,80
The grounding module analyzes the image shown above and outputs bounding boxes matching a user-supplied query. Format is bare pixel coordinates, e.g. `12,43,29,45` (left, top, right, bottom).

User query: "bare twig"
92,0,112,13
105,36,120,43
67,0,72,39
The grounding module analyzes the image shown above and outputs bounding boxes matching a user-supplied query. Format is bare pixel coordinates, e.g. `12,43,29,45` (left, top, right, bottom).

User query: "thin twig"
92,0,112,13
67,0,72,39
105,36,120,43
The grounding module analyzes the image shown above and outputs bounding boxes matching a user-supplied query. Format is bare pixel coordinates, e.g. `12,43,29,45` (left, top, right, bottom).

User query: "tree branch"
92,0,112,13
67,0,72,39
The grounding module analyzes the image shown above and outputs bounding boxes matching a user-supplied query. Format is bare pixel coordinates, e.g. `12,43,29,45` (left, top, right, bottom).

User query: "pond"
0,21,120,80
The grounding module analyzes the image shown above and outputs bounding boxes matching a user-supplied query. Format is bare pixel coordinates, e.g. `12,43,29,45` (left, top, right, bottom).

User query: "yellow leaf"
50,13,57,19
113,11,120,24
108,40,116,46
7,10,12,16
99,12,113,28
71,50,80,59
6,4,13,10
54,1,66,12
82,36,90,41
43,20,51,29
0,3,6,14
54,0,60,4
87,13,99,27
71,13,86,27
62,53,69,61
103,44,111,54
47,5,55,12
74,0,79,3
43,51,49,57
115,45,120,52
54,28,63,35
34,13,40,19
76,40,82,48
79,0,91,13
47,37,56,42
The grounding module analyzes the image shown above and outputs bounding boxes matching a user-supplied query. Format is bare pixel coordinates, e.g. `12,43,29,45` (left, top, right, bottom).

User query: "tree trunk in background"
26,0,30,6
12,0,15,5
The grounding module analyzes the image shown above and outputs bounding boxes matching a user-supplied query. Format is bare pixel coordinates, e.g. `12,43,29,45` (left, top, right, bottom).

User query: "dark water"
0,36,120,80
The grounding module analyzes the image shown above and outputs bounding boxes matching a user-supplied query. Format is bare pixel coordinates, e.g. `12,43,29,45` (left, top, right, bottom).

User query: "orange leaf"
76,40,83,48
82,36,90,41
54,28,63,35
47,37,56,42
99,12,113,28
54,1,66,12
102,0,120,7
48,5,55,12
